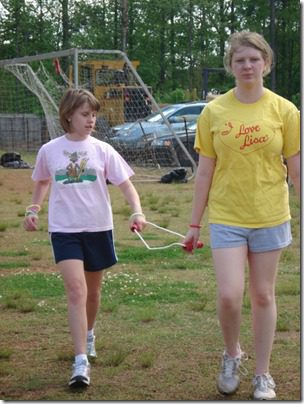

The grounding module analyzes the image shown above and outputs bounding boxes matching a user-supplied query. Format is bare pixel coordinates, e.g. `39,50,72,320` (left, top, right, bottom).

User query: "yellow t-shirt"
194,88,300,228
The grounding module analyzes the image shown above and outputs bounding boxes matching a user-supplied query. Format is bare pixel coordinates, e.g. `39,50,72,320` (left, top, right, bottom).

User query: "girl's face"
68,102,97,139
230,45,267,87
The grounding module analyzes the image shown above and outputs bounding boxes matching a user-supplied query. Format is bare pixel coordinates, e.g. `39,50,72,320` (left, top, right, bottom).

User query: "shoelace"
253,374,276,390
73,360,90,374
223,351,248,377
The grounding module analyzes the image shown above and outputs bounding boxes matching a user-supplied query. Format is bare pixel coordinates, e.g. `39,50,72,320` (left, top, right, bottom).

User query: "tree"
60,0,70,50
0,0,300,105
121,0,128,52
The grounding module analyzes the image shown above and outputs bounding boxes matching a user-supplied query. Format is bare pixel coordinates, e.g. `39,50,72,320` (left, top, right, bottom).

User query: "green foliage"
160,88,187,104
0,0,300,101
102,271,201,306
0,272,64,298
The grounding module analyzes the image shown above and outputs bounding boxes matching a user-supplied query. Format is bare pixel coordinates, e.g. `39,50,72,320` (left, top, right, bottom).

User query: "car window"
174,105,203,116
146,105,180,123
145,104,205,123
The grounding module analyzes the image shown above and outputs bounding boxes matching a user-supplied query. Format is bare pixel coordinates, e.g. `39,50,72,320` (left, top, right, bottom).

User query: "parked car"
112,101,205,134
150,121,198,167
110,101,206,160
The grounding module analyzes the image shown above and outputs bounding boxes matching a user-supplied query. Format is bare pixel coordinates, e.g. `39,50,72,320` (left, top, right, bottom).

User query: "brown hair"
59,88,100,132
223,31,274,77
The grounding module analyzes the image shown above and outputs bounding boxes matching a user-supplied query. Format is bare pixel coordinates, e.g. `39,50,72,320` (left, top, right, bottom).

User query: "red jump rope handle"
131,224,139,232
183,240,204,252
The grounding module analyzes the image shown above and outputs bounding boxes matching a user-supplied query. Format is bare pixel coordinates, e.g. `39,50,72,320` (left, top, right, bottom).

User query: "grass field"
0,156,301,401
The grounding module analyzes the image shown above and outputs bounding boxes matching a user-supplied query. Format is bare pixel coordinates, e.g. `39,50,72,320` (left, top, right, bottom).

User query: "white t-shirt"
32,135,134,232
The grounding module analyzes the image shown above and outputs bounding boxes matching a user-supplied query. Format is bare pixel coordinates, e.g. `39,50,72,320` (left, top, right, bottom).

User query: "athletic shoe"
217,350,248,395
87,335,97,358
252,373,276,400
69,359,90,388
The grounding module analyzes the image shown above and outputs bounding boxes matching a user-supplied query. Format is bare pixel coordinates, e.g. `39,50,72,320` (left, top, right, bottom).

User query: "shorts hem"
84,259,117,272
249,239,292,253
211,242,247,249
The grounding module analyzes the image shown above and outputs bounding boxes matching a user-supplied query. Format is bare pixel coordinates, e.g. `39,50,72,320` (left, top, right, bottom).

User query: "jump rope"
131,221,203,253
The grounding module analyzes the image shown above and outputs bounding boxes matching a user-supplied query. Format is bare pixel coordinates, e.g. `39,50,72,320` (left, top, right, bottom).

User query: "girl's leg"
248,249,282,375
212,246,248,356
58,259,88,356
85,270,103,331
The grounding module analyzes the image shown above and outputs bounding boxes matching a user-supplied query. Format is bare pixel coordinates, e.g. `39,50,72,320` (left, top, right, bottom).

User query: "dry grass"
0,163,301,400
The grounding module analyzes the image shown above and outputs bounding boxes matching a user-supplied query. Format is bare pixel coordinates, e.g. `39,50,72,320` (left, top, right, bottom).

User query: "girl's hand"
23,204,41,231
183,227,201,251
129,212,146,232
24,214,39,231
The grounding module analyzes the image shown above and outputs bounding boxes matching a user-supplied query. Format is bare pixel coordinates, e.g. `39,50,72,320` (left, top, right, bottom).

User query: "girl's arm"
118,179,146,231
24,178,51,231
286,152,300,197
183,155,216,249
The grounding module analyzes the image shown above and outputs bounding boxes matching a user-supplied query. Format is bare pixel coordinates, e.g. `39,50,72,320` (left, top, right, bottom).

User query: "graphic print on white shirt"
55,150,97,184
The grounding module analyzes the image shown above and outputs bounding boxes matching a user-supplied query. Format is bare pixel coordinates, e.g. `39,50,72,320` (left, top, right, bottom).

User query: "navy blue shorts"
50,231,117,272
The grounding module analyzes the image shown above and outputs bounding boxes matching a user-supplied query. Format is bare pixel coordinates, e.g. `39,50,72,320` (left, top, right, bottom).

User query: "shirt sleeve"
104,144,135,185
194,106,217,158
32,145,51,181
282,106,300,159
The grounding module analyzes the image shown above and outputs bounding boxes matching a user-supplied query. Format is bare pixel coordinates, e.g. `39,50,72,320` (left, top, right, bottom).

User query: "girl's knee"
218,292,243,310
66,280,87,305
251,290,275,308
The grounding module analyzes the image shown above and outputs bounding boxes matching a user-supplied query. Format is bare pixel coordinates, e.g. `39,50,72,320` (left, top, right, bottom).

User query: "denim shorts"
50,231,117,271
209,221,292,252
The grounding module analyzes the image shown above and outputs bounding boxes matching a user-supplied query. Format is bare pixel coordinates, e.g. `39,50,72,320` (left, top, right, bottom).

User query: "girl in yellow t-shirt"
184,31,300,400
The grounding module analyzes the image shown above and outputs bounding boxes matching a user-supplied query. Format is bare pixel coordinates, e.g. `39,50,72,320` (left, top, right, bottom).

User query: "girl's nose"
243,59,252,69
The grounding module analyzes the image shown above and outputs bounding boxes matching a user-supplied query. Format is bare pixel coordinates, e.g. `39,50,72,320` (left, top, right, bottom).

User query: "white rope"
132,221,203,251
145,221,185,238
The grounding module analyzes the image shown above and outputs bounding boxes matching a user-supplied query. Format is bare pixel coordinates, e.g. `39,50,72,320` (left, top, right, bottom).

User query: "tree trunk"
121,0,128,52
61,0,70,50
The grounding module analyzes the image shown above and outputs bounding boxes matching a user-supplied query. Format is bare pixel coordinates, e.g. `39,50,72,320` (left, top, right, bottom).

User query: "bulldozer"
69,60,152,127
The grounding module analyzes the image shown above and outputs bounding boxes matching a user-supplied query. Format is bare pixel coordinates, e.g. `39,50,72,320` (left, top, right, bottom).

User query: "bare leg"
248,249,281,375
85,270,103,331
58,259,88,355
212,246,248,357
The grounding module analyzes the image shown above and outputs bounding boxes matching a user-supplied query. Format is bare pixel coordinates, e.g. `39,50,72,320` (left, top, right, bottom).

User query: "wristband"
25,211,38,217
26,204,41,213
189,224,201,229
129,212,145,220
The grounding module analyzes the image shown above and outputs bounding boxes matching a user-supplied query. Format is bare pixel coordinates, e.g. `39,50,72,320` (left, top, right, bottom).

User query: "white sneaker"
217,350,248,395
253,373,276,400
87,335,97,358
69,359,90,388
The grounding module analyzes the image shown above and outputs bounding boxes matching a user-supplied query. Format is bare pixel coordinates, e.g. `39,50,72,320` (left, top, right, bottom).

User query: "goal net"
0,49,198,180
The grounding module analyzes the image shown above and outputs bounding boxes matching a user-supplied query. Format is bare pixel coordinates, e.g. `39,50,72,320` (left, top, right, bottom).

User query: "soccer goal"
0,49,198,180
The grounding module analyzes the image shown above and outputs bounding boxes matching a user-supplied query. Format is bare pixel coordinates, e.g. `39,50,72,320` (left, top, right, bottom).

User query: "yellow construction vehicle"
69,60,151,126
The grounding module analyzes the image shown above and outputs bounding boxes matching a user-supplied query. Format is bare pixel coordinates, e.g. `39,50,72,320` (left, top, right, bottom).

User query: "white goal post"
0,49,198,180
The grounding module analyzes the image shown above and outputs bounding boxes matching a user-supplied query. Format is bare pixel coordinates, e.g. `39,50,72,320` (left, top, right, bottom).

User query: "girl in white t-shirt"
24,88,146,388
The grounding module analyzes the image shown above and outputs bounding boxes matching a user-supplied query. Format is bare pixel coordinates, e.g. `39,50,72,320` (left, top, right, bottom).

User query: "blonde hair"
59,88,100,132
223,31,274,77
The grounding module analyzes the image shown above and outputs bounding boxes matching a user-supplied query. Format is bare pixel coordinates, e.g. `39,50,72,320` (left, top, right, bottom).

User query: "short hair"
59,88,100,133
223,31,274,77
